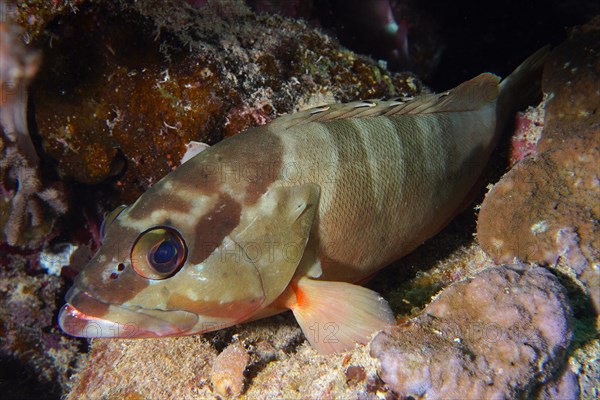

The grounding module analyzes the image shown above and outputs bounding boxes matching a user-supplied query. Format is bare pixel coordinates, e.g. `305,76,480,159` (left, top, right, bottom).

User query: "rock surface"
31,0,420,202
477,18,600,312
370,265,573,399
65,315,389,399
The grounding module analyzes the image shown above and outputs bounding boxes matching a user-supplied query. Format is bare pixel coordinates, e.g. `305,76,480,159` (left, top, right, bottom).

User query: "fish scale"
272,103,495,284
59,48,548,354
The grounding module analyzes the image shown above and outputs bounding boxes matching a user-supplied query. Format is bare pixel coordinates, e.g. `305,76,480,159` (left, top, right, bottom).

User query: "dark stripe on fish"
188,192,242,265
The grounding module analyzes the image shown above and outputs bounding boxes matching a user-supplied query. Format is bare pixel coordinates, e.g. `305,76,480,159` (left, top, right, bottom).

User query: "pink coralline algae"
508,105,545,166
370,264,573,399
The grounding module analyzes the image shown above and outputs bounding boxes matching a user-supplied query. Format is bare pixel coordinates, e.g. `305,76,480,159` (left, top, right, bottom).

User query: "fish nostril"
110,272,119,280
117,263,125,271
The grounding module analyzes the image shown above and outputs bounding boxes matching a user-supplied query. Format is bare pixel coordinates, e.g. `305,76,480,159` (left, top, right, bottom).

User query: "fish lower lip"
59,304,148,338
59,293,199,338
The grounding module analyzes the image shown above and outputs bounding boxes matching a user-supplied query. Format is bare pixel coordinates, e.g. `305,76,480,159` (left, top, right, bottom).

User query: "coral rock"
370,264,573,399
478,136,599,308
210,341,249,397
538,21,600,153
65,337,218,400
31,0,419,202
477,20,600,311
537,367,580,400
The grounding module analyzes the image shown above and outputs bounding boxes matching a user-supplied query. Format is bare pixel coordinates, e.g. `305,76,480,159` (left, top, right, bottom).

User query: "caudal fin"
497,46,550,130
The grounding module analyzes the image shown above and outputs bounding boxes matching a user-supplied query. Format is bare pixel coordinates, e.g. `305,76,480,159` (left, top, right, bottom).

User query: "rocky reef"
31,0,419,202
477,19,600,313
371,264,573,398
0,1,598,399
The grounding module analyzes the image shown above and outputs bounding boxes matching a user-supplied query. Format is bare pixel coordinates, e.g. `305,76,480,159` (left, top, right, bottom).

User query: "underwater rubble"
0,1,598,399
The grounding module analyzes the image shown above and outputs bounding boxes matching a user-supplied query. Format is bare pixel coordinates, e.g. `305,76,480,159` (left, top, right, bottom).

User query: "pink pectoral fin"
287,278,396,354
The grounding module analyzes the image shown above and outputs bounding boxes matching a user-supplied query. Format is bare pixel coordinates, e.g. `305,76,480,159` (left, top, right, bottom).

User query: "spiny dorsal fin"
271,73,500,130
386,73,500,117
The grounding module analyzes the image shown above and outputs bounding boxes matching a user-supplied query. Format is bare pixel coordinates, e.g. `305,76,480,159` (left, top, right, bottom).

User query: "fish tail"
497,46,550,131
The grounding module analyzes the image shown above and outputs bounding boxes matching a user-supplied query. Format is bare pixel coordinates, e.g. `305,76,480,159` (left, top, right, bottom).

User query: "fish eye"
100,205,127,239
130,227,187,280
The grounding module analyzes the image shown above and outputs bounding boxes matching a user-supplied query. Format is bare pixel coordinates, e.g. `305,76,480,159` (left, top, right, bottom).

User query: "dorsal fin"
270,73,500,130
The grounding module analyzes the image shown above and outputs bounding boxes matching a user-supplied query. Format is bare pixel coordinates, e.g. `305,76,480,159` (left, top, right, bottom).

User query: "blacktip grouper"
59,49,548,354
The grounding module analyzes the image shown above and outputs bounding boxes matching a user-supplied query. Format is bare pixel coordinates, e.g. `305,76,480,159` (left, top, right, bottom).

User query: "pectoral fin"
285,277,396,354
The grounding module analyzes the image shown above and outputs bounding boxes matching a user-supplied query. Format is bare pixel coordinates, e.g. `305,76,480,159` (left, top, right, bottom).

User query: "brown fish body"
272,103,496,283
59,49,547,353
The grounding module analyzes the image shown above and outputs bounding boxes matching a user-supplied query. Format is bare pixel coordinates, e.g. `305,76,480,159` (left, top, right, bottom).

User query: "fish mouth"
58,290,199,339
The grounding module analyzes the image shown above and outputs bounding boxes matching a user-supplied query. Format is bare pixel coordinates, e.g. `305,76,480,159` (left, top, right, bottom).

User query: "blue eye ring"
131,226,187,280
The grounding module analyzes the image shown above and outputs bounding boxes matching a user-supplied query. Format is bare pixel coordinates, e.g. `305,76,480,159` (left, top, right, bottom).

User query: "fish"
59,48,548,354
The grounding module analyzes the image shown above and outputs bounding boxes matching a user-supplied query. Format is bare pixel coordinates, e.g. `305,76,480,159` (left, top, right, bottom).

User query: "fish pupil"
152,240,177,267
